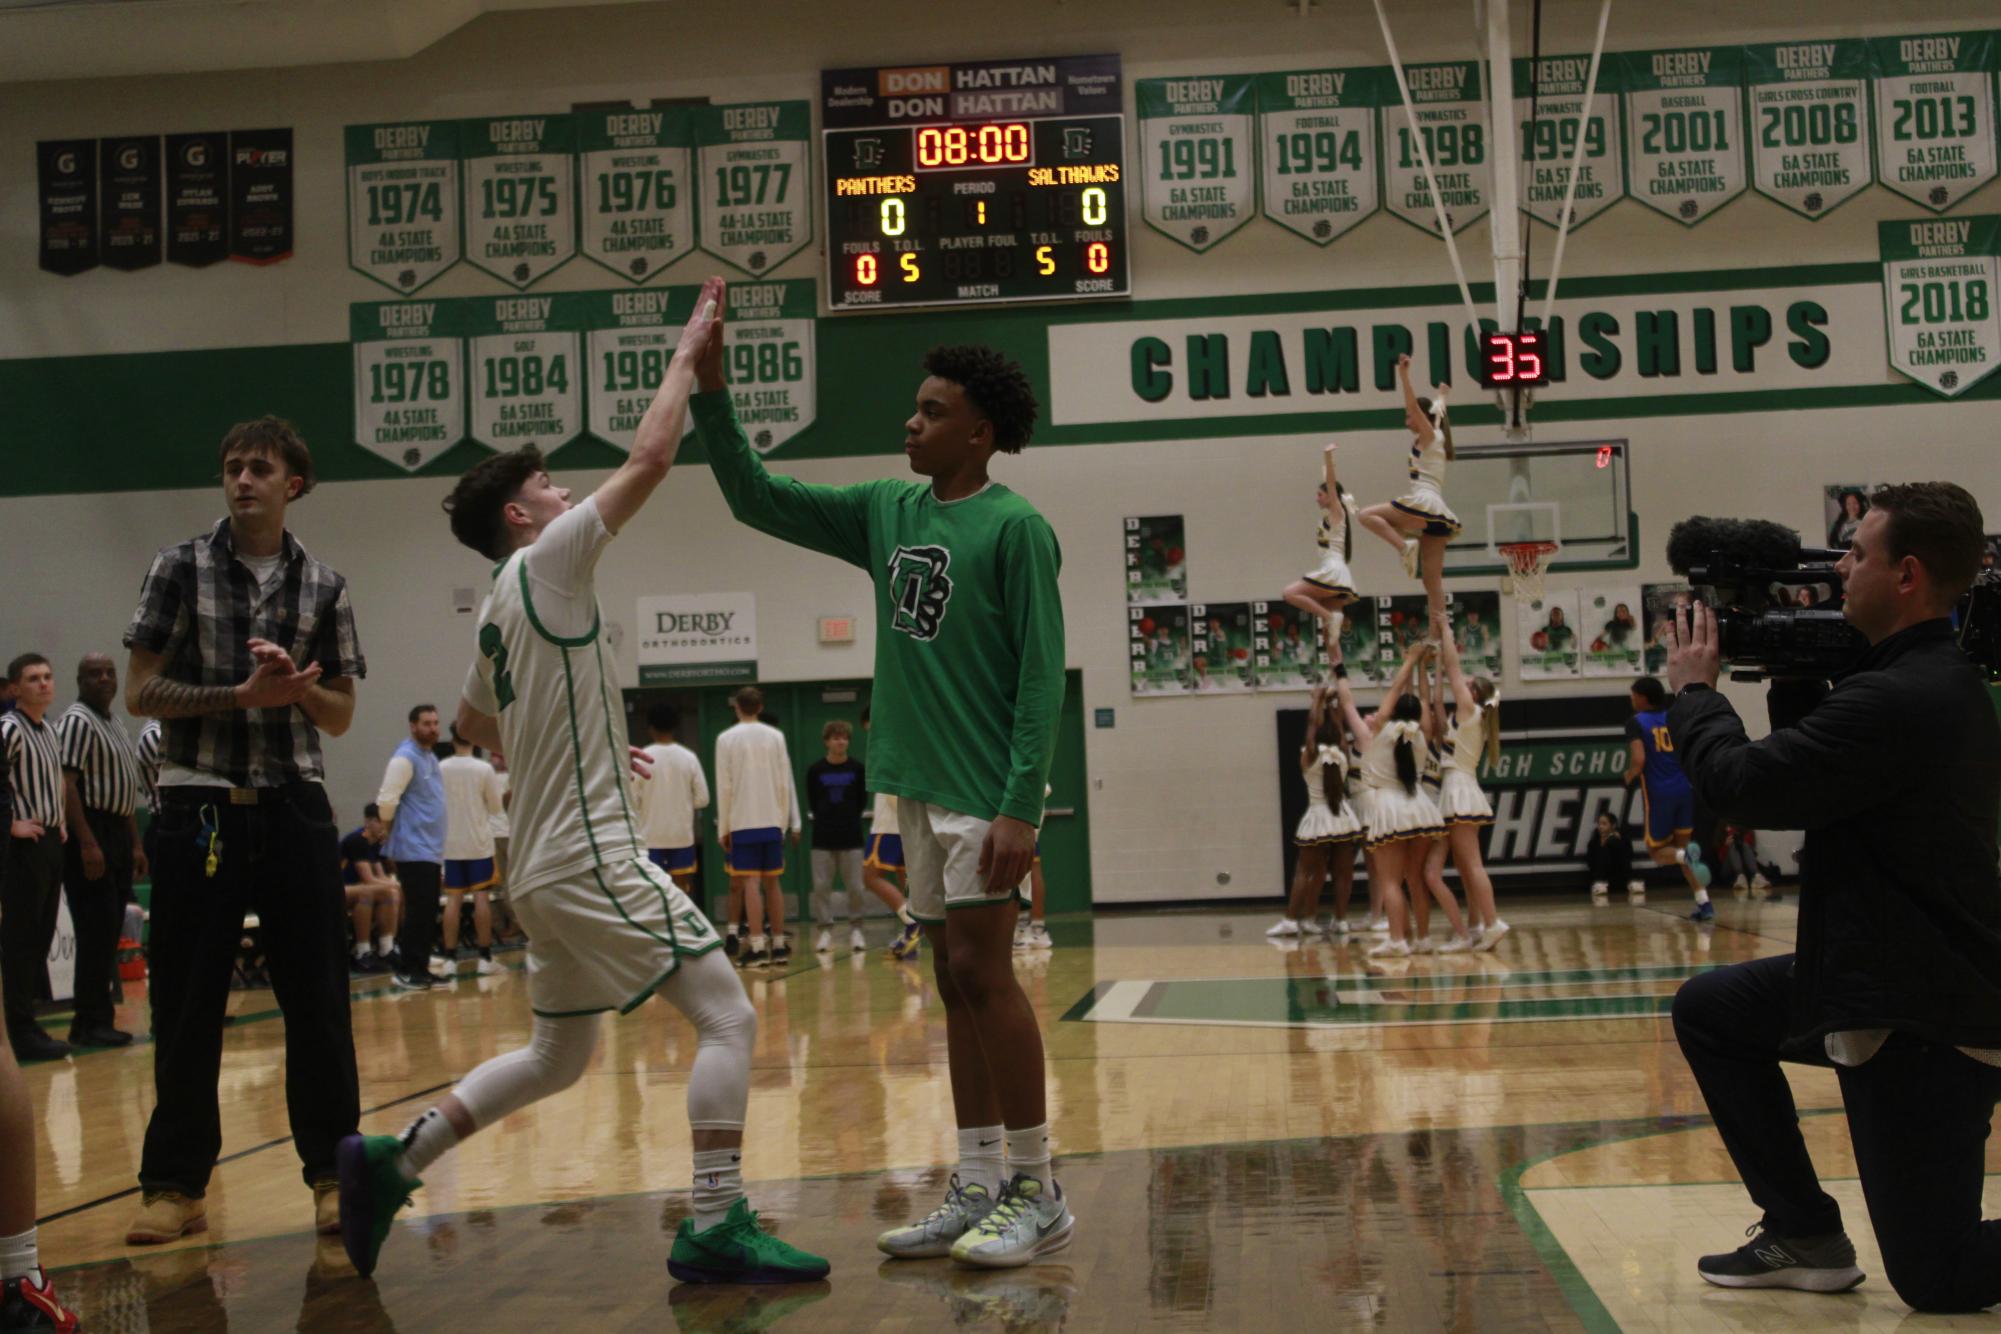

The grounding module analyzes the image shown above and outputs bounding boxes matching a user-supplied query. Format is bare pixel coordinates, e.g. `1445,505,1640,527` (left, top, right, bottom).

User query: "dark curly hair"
922,345,1039,453
443,446,546,560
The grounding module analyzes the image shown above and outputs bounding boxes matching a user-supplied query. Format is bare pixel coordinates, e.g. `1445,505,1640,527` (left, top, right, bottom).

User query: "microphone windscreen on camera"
1666,516,1802,575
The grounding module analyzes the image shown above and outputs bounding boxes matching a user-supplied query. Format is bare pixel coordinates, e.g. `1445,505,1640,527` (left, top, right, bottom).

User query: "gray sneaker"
950,1173,1073,1268
877,1175,998,1259
1698,1223,1864,1292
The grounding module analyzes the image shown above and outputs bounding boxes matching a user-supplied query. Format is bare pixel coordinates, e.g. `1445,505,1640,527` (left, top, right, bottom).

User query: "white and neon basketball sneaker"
950,1174,1073,1268
878,1174,998,1260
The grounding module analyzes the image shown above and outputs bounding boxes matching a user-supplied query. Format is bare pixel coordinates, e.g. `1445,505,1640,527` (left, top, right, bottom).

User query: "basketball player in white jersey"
336,278,828,1286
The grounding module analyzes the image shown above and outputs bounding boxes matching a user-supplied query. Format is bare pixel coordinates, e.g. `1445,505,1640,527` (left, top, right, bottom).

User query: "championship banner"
578,107,696,283
1744,40,1875,220
1136,75,1258,252
580,286,694,450
1254,68,1383,246
694,101,813,275
1517,588,1583,680
1128,603,1192,696
228,128,294,264
1381,60,1489,236
98,135,162,271
1870,32,1998,213
1190,602,1256,693
1123,514,1187,602
462,114,578,289
350,300,466,471
37,139,97,276
1514,54,1625,229
1879,215,2001,398
1252,600,1324,693
165,132,228,268
1618,47,1747,226
346,120,462,295
465,294,586,455
1578,587,1646,678
708,278,817,455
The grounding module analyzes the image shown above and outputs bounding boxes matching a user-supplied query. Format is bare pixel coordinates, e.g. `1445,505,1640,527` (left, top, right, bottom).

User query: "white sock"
1694,888,1711,905
377,934,395,954
726,922,739,938
0,1226,37,1282
1005,1123,1053,1195
895,905,915,927
691,1147,744,1232
353,942,371,960
396,1106,459,1179
957,1124,1006,1195
749,933,766,953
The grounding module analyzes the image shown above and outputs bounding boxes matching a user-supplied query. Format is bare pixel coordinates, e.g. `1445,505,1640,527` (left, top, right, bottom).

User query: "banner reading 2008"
462,114,577,289
694,101,812,275
346,120,461,294
1255,68,1382,246
1744,40,1875,219
1382,61,1489,235
578,107,696,283
1871,32,1998,214
1879,215,2001,399
351,300,466,472
465,294,585,455
1620,47,1748,226
1137,75,1257,252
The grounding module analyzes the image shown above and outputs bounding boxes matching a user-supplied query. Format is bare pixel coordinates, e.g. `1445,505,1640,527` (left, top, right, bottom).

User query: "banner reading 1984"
1137,75,1258,252
578,107,696,283
1514,53,1625,229
1254,68,1382,246
1382,61,1489,236
346,120,462,294
1744,39,1875,220
1880,214,2001,399
1619,47,1747,226
1870,32,1997,214
694,101,812,275
351,300,466,471
462,113,577,289
465,294,585,455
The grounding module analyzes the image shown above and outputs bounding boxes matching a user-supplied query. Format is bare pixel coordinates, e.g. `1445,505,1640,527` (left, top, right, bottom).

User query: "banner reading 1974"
350,300,466,472
1254,68,1382,246
1879,215,2001,399
694,101,813,275
578,107,696,283
1870,32,1997,214
1514,53,1625,229
1381,60,1489,236
1137,75,1258,252
1744,39,1875,220
1619,47,1747,226
346,120,462,294
462,113,577,289
465,294,585,455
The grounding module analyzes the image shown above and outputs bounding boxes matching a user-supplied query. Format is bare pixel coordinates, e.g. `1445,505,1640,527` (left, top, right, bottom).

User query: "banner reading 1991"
694,101,813,275
1255,68,1382,246
1382,61,1489,236
464,294,585,454
1870,32,1997,214
351,300,466,472
1137,75,1258,252
1619,46,1748,226
578,107,696,283
346,120,462,294
462,113,577,289
1880,214,2001,399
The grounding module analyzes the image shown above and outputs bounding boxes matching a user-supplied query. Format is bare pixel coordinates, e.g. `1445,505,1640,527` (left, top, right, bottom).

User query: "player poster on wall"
1822,482,1879,549
1136,75,1258,252
1334,598,1386,685
1879,215,2001,398
1450,592,1504,680
1870,32,1997,213
1619,47,1748,226
1376,595,1433,661
1744,40,1876,220
1252,601,1325,692
578,107,696,283
1579,587,1646,678
1514,53,1626,229
1639,582,1694,674
1190,603,1256,692
351,300,466,471
1517,588,1582,680
463,114,577,289
1123,515,1187,603
1254,67,1382,246
228,128,293,264
99,135,162,271
165,132,228,268
1129,603,1192,696
346,120,462,294
464,294,585,456
1381,60,1489,236
707,278,816,455
38,139,97,276
694,101,813,276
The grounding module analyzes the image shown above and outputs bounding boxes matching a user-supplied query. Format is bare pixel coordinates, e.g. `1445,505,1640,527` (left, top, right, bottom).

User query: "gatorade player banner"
706,279,816,455
1514,53,1625,229
581,286,689,449
1123,515,1187,603
1382,60,1489,236
1879,215,2001,398
1129,603,1192,697
350,300,467,472
1376,594,1432,663
1333,598,1387,685
1189,602,1256,693
346,120,462,295
694,101,813,275
1517,588,1583,680
465,294,586,455
1254,68,1382,246
1451,592,1504,682
1136,75,1258,252
99,135,162,271
228,128,293,264
579,107,696,283
165,132,228,268
1870,32,1998,213
1619,47,1747,226
1744,40,1876,220
462,114,578,289
1640,583,1694,675
1579,587,1647,678
38,139,98,276
1252,601,1325,693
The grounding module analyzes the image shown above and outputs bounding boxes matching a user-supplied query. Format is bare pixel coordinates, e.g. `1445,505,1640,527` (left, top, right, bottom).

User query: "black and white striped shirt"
1,710,66,831
58,701,142,817
135,719,162,817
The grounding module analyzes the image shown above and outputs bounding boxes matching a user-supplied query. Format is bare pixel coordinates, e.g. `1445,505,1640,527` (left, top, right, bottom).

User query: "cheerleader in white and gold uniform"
1358,353,1459,627
1439,622,1508,950
1330,640,1444,958
1270,684,1365,938
1281,443,1363,649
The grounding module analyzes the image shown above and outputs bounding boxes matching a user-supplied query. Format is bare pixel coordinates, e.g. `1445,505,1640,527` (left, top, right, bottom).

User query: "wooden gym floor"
21,893,2001,1331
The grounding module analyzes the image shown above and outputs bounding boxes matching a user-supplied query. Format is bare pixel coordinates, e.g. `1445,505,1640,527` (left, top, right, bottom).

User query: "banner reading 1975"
1137,75,1258,253
346,120,462,294
1880,214,2001,399
1254,68,1382,246
694,101,812,276
351,300,466,472
462,113,577,289
578,107,696,283
1619,46,1748,226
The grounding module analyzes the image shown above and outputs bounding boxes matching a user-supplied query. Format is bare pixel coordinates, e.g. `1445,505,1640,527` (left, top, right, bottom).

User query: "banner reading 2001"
462,113,577,289
1137,75,1257,252
1880,215,2001,399
695,101,812,275
351,300,466,472
346,120,461,294
1620,47,1748,226
1255,68,1382,246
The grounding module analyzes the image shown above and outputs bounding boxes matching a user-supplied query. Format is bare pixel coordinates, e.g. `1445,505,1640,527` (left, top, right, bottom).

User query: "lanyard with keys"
196,805,222,878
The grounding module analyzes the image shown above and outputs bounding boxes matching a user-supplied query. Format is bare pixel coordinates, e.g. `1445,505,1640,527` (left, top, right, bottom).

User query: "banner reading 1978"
1382,61,1489,236
1744,39,1875,220
464,294,585,454
1879,215,2001,399
462,113,577,289
1619,47,1747,226
1254,68,1382,246
1137,75,1258,252
346,120,462,294
1514,53,1625,229
578,107,696,283
694,101,813,275
1870,32,1997,214
351,300,466,471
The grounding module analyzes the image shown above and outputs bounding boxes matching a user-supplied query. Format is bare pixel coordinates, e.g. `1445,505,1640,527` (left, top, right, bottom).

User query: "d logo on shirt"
888,545,954,642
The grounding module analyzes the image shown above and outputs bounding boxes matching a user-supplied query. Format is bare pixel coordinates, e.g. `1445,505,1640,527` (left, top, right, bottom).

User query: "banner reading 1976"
1619,47,1748,226
1382,60,1489,236
1744,39,1875,220
346,120,462,294
1870,32,1997,214
1880,214,2001,399
1137,75,1258,253
1254,68,1382,246
694,101,812,275
464,294,585,454
351,300,466,472
462,113,577,289
1514,53,1625,229
578,107,696,283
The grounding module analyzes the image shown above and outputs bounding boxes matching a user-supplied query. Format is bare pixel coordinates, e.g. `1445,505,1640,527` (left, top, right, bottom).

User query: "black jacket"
1669,619,2001,1058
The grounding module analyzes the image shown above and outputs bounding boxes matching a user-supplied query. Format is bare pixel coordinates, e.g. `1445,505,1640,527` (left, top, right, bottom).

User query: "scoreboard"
822,53,1130,311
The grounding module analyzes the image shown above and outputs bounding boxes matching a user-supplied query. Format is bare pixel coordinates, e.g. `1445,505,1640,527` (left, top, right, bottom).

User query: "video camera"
1666,516,2001,682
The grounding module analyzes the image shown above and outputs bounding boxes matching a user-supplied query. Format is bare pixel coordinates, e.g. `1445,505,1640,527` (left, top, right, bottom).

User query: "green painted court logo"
888,544,954,641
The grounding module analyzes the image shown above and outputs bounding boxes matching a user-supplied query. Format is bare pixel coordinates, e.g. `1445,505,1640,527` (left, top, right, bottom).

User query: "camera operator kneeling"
1665,481,2001,1313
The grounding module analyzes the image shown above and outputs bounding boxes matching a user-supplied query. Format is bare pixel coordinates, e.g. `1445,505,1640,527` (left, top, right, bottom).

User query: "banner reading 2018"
1880,215,2001,399
1619,47,1747,225
694,102,812,275
1137,75,1258,252
462,114,577,289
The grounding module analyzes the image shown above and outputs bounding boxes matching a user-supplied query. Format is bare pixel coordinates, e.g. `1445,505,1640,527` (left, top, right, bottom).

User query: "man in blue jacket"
378,704,446,991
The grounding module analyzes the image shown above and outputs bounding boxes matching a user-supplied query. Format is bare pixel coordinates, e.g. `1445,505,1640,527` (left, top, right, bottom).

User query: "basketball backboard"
1439,439,1636,578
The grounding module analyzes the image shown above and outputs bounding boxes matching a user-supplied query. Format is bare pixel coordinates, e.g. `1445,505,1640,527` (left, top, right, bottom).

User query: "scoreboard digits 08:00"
822,53,1130,310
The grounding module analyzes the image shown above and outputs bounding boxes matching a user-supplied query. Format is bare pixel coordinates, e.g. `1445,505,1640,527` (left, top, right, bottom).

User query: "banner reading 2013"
695,102,812,275
1382,61,1489,235
1137,75,1258,252
1255,68,1382,246
1879,215,2001,399
351,300,466,472
465,294,586,454
1744,40,1875,220
462,114,577,289
346,120,461,294
1871,32,1998,213
1619,47,1747,225
578,107,696,283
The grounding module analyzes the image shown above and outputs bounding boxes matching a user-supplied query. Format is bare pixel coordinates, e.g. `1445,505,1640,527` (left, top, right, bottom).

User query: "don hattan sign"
636,592,757,684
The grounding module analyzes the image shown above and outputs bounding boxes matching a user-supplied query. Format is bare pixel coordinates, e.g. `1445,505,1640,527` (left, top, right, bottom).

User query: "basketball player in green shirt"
691,291,1072,1267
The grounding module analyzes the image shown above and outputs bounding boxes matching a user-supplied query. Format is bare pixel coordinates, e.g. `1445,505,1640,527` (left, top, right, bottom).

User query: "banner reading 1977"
1254,68,1382,246
1744,39,1875,220
694,101,813,275
578,107,696,283
1870,32,1997,214
1382,61,1489,236
462,113,577,289
1619,47,1747,226
1879,215,2001,399
346,120,462,294
351,300,467,472
464,294,585,454
1137,75,1258,252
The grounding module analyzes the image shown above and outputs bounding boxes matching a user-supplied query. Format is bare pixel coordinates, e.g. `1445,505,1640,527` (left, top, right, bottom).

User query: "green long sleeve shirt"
692,388,1065,826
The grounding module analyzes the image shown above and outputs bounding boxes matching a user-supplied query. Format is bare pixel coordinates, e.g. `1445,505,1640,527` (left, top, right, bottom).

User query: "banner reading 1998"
578,107,696,283
694,101,813,276
346,120,462,294
1382,61,1489,236
1870,32,1997,214
351,300,466,472
464,294,585,454
1137,75,1258,252
1880,214,2001,399
462,113,577,289
1254,68,1382,246
1619,47,1748,226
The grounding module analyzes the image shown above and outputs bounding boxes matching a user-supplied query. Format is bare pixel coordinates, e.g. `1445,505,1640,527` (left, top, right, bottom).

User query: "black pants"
140,785,360,1194
1585,836,1631,885
1,830,64,1046
63,806,133,1030
394,860,442,974
1673,954,2001,1313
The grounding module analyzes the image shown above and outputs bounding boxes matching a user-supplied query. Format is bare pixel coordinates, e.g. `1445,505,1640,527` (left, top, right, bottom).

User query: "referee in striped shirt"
2,655,70,1063
58,653,144,1049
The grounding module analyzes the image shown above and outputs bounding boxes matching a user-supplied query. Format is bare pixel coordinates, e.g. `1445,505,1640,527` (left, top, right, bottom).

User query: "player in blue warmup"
1624,676,1713,920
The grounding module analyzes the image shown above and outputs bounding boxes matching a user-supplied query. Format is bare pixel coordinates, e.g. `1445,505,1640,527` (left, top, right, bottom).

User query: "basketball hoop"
1498,540,1560,603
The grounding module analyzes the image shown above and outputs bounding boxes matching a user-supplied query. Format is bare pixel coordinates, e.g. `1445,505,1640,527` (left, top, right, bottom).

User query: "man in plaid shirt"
120,416,367,1246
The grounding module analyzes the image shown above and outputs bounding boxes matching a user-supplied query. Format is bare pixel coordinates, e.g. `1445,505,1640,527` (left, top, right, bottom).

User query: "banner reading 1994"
1744,39,1875,219
1870,32,1997,214
1137,75,1258,252
1254,68,1382,246
1514,53,1625,229
1619,47,1748,226
1382,61,1489,236
694,101,813,275
578,107,696,283
346,120,462,294
1879,214,2001,399
464,294,585,454
351,300,466,471
462,113,577,289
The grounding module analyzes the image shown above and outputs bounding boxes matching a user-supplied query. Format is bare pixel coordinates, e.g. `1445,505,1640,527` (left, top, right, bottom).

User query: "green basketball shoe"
668,1199,831,1284
336,1133,418,1278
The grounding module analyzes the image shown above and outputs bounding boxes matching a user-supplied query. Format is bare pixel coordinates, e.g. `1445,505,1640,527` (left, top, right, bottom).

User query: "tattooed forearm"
135,674,241,718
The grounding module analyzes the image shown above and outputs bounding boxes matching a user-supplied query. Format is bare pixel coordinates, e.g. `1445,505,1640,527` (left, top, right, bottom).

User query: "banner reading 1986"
1382,61,1489,236
1514,53,1625,229
1744,39,1875,219
351,300,466,471
1880,214,2001,399
346,120,462,294
1619,47,1748,226
694,101,812,276
1137,75,1258,252
465,294,585,454
1870,32,1997,214
578,107,696,283
462,113,577,289
1254,68,1382,246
